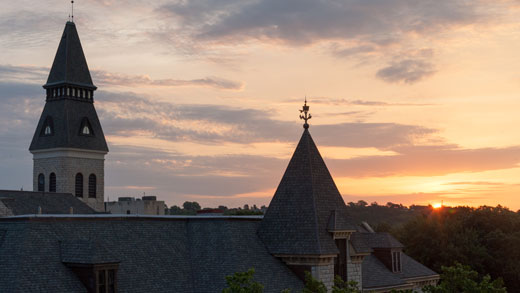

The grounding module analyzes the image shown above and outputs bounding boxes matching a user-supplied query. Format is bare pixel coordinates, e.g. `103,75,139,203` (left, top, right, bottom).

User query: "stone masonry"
33,154,104,211
347,256,363,290
311,263,335,291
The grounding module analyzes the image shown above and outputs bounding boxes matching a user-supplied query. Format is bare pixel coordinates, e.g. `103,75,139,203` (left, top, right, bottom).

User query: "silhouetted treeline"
166,201,265,215
345,200,428,229
393,205,520,292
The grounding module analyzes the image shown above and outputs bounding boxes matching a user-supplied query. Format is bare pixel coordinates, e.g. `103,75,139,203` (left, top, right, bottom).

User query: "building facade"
105,196,167,215
29,21,108,211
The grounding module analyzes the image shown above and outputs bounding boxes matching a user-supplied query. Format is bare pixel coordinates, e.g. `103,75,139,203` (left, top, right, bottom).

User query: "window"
97,269,117,293
41,116,54,136
49,173,56,192
38,173,45,192
334,238,347,281
392,251,401,272
75,173,83,197
80,118,94,136
88,174,96,198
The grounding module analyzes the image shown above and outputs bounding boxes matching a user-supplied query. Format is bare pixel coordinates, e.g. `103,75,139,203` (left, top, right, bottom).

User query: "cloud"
0,64,244,90
327,145,520,178
158,0,481,46
92,70,244,90
376,59,436,84
282,97,434,107
0,64,48,83
97,91,438,148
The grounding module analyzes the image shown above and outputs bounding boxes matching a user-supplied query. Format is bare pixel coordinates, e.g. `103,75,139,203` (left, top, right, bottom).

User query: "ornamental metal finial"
71,1,74,22
299,97,312,129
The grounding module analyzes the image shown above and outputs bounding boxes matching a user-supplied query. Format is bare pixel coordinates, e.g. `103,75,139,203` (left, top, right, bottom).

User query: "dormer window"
79,118,94,136
392,251,402,272
40,116,54,136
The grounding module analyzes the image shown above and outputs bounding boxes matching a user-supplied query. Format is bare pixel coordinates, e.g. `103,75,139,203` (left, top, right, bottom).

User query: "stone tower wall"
33,154,105,211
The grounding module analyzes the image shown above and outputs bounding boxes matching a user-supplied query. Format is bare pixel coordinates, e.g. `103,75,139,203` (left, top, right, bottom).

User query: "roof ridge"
307,130,322,254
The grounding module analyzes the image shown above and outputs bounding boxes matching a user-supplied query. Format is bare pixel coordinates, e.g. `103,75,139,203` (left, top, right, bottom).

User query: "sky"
1,0,520,210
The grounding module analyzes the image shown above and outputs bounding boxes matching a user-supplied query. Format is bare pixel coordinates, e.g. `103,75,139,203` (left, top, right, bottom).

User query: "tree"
222,268,264,293
183,201,201,213
332,276,360,293
424,263,506,293
356,200,368,207
395,205,520,291
169,205,182,215
303,271,327,293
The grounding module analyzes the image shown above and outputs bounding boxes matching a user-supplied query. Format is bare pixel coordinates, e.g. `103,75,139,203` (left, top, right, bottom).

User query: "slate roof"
29,98,109,152
362,253,439,289
360,231,439,290
61,239,120,264
44,22,95,89
349,233,372,254
0,216,303,293
0,190,96,216
354,232,404,249
258,129,356,256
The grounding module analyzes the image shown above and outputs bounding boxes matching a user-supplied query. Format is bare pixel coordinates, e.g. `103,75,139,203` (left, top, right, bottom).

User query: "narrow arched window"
41,116,54,136
38,173,45,192
88,174,96,198
49,173,56,192
75,173,83,197
79,117,94,136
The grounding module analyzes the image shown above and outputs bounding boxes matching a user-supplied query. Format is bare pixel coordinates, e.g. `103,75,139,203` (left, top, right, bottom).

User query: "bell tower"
29,21,108,211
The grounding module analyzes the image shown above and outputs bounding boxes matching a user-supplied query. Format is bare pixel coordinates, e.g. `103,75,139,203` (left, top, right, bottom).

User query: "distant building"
196,208,225,216
0,190,96,216
105,196,166,215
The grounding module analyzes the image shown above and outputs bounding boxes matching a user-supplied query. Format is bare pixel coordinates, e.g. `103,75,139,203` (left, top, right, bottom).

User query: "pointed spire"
259,127,356,256
44,21,96,90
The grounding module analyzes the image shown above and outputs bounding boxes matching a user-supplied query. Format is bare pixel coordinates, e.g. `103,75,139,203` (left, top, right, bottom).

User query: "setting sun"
432,203,443,209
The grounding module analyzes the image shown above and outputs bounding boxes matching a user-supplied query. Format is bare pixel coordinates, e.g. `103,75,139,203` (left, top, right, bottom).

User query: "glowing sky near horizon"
1,0,520,210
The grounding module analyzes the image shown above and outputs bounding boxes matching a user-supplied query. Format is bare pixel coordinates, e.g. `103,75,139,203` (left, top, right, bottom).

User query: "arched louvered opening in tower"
40,116,54,137
75,173,83,197
38,173,45,192
49,172,56,192
79,117,94,136
88,174,96,198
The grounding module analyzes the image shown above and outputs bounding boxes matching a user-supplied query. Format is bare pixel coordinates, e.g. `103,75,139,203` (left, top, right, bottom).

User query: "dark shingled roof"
362,253,439,289
0,216,304,293
258,129,356,256
0,190,96,215
366,232,404,248
61,239,120,264
44,22,95,89
29,98,109,151
349,233,372,254
360,231,438,290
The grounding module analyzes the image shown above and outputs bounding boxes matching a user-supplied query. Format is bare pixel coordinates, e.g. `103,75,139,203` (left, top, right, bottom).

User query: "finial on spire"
299,97,312,129
71,0,74,22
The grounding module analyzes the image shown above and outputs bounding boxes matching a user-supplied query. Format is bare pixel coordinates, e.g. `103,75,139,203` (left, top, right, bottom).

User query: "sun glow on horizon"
432,203,443,209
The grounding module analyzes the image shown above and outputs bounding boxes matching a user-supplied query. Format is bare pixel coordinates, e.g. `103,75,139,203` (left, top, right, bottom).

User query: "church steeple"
29,21,107,212
43,21,96,102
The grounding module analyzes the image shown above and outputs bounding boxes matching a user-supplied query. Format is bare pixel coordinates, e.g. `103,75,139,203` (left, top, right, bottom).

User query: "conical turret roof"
258,129,356,256
44,21,95,89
